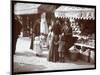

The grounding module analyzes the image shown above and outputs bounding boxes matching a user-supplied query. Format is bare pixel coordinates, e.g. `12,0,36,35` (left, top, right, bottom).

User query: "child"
33,36,42,56
58,33,66,62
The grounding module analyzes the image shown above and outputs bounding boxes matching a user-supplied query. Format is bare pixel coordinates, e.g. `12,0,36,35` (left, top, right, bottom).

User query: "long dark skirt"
48,39,59,62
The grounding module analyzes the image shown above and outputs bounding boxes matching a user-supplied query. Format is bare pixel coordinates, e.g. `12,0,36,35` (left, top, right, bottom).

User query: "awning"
55,6,95,20
14,3,41,15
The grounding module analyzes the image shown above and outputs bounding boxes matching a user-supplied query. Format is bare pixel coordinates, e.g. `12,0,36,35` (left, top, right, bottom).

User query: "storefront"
54,6,95,63
14,3,41,37
14,3,59,37
14,3,60,51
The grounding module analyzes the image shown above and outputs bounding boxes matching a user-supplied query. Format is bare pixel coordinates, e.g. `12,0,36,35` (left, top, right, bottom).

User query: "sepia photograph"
12,1,96,74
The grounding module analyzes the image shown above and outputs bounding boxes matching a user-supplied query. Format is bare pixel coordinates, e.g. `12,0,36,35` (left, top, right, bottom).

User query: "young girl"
58,33,66,62
33,36,41,56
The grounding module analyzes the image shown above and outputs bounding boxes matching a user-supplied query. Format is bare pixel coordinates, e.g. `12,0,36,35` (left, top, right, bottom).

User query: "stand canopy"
55,6,95,20
14,3,41,15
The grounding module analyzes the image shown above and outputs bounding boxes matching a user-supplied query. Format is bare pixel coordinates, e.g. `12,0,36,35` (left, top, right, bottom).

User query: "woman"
48,20,61,62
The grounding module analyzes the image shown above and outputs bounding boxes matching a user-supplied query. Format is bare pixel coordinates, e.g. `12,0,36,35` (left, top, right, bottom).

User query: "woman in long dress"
48,20,61,62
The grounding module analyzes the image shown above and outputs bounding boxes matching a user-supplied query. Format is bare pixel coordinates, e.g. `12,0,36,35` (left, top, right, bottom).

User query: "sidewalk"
14,50,94,72
14,37,94,72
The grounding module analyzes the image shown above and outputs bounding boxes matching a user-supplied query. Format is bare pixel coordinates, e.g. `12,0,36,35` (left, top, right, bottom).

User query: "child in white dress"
33,36,42,56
